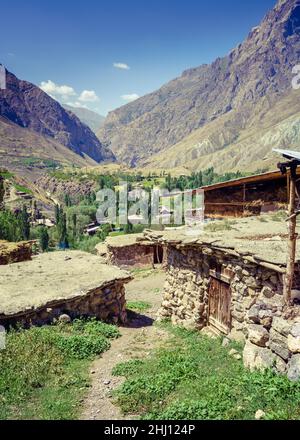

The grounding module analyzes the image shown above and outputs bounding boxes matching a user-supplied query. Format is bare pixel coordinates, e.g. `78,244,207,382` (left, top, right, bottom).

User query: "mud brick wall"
107,243,166,268
158,244,300,380
0,240,33,265
0,280,128,329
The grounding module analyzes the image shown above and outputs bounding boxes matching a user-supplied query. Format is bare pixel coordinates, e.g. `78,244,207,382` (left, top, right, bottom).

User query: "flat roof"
161,168,300,198
141,214,300,268
0,251,131,317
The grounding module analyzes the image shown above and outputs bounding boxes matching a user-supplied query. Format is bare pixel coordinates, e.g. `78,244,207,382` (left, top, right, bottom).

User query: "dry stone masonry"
96,233,166,268
141,227,300,380
0,251,132,328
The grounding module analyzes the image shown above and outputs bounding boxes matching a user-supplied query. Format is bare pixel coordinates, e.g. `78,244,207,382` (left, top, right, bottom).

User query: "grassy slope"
113,324,300,420
0,319,120,420
0,117,97,172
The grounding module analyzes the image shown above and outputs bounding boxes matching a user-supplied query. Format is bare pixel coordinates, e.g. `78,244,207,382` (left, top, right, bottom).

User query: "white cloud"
78,90,99,102
114,62,130,70
40,80,76,99
121,93,139,102
66,101,88,109
40,80,101,110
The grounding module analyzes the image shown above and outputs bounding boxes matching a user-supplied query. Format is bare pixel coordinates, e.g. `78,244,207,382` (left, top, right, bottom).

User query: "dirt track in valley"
81,269,167,420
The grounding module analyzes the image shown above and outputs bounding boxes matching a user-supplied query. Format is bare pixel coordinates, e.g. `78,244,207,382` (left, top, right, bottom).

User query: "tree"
39,226,49,252
18,205,30,240
0,176,5,210
64,193,72,207
55,204,60,225
58,211,69,249
72,212,77,239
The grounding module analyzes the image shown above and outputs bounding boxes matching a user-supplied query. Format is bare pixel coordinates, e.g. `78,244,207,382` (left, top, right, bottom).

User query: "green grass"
130,267,156,279
72,235,102,254
0,170,14,179
127,301,152,313
204,219,237,232
14,184,33,195
0,318,120,420
112,324,300,420
270,210,286,222
109,231,125,237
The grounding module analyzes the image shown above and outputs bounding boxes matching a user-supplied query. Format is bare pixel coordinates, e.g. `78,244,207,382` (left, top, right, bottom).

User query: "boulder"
290,323,300,338
272,317,292,337
287,354,300,382
58,313,71,324
243,340,275,371
255,410,266,420
261,285,275,299
248,324,269,347
275,355,287,374
247,305,261,324
287,334,300,354
269,329,290,361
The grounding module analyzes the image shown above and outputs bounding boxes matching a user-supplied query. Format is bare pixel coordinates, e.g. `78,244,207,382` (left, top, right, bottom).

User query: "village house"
138,218,300,380
0,251,132,328
161,168,300,219
96,233,166,268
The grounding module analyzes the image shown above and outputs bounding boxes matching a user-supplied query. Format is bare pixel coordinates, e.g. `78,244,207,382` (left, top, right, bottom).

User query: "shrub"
56,334,110,360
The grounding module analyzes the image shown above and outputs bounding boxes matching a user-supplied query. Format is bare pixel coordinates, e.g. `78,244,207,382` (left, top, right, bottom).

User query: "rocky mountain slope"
63,104,105,133
0,115,98,176
0,68,115,164
98,0,300,171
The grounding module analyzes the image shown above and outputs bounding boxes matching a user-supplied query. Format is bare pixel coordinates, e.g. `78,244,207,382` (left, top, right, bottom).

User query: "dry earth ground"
81,268,167,420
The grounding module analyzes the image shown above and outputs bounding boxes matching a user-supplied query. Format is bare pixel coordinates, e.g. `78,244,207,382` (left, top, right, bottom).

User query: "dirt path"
81,269,167,420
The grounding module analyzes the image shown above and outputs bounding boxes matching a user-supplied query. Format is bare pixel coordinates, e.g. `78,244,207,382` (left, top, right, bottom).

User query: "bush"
56,334,110,360
72,318,120,339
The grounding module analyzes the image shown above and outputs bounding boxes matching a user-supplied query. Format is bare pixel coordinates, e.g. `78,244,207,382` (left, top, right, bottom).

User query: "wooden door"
208,276,231,334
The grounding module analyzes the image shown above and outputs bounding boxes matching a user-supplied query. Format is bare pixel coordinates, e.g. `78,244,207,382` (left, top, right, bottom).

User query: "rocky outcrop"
99,0,300,170
0,69,115,163
34,175,96,201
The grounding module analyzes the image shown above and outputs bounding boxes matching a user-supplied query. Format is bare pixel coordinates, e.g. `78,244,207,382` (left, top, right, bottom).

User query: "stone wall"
0,280,128,329
107,244,154,268
0,240,33,265
158,244,300,380
107,243,166,268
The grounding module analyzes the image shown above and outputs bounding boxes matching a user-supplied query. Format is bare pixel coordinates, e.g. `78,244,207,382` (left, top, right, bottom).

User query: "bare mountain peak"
0,68,115,163
98,0,300,169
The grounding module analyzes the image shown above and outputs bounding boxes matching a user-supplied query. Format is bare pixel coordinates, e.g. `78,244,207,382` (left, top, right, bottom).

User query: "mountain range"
98,0,300,172
0,68,115,173
1,0,300,177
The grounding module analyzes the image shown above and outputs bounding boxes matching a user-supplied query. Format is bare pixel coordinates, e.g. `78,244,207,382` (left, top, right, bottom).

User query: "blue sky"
1,0,275,115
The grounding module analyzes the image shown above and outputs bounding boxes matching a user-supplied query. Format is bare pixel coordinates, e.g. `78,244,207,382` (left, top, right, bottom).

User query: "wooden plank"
208,277,231,335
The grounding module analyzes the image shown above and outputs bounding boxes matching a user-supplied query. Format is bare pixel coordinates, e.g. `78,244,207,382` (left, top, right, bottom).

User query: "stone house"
141,222,300,380
0,251,132,328
96,233,166,268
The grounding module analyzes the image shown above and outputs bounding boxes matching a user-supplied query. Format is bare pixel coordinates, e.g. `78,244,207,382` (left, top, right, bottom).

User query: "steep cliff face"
98,0,300,169
0,69,115,163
